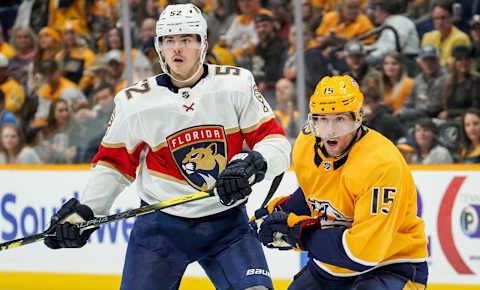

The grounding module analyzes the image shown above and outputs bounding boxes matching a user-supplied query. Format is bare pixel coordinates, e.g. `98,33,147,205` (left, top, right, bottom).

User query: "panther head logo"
181,143,227,191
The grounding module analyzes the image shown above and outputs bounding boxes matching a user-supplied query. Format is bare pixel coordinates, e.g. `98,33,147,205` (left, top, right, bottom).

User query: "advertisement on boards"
0,168,480,285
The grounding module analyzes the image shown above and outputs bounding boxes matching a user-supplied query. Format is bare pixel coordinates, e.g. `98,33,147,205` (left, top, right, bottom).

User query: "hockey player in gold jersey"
256,75,429,289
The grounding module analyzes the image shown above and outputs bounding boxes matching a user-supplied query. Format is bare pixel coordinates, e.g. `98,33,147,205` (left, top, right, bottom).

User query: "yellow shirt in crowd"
48,0,90,36
0,42,16,59
0,77,25,120
315,11,375,44
421,26,471,66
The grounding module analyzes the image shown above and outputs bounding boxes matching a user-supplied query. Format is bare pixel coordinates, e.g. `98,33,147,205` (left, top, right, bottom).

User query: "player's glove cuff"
259,211,321,251
44,198,97,249
216,150,267,206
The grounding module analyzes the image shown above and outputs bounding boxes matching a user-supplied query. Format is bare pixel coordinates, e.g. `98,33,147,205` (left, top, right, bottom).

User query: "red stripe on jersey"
145,147,183,180
226,130,244,161
243,118,286,150
92,143,145,179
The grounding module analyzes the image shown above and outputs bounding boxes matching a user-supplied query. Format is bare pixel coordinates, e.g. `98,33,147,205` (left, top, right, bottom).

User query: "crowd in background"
0,0,479,165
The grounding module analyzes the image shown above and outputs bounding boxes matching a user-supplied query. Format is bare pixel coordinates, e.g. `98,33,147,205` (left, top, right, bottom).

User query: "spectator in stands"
86,0,115,53
204,0,237,48
380,51,414,113
32,27,61,90
459,108,480,163
88,0,117,27
0,25,16,59
315,0,375,50
206,29,236,67
0,123,41,164
273,78,303,145
252,13,287,106
0,89,19,127
8,26,37,94
131,0,160,35
222,0,270,67
103,49,127,94
398,45,446,124
32,59,77,128
139,18,157,63
395,136,417,164
105,26,152,82
438,45,480,120
406,0,433,19
23,0,49,34
268,0,292,40
59,87,88,114
0,53,26,122
365,0,420,67
302,0,323,35
343,41,381,93
73,83,115,163
363,85,406,143
48,0,90,37
311,0,338,12
421,0,471,66
470,14,480,72
412,118,453,164
34,98,77,164
55,20,96,92
283,24,329,99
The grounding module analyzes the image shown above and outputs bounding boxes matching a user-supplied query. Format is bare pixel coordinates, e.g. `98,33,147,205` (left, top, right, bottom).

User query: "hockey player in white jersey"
43,3,291,290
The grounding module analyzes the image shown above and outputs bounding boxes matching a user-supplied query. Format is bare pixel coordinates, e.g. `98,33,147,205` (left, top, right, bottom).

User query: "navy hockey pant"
288,260,428,290
120,203,273,290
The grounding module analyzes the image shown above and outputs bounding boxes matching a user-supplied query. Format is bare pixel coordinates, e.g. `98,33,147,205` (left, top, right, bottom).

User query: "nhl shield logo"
323,161,331,171
167,125,228,191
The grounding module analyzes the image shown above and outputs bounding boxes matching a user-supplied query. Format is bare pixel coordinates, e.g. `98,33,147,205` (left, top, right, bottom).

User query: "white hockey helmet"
154,4,208,82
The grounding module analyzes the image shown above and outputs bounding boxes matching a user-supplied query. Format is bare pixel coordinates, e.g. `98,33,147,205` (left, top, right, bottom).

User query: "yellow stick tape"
0,272,477,290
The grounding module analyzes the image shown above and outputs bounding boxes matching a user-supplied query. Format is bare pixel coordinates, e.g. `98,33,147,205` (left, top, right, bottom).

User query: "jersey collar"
155,64,209,93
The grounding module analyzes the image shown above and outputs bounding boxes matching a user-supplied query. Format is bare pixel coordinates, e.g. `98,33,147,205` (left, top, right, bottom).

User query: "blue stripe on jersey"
303,227,373,272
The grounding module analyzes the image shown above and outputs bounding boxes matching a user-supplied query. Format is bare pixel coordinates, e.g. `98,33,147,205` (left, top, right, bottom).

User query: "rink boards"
0,164,480,290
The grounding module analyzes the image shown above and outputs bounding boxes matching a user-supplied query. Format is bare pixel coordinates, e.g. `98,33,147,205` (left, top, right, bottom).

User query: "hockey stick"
252,172,293,248
0,190,214,252
253,172,285,224
259,172,285,210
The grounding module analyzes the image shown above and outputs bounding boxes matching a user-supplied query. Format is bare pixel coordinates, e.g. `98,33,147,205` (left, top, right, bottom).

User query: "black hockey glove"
216,150,267,206
44,198,97,249
259,211,321,251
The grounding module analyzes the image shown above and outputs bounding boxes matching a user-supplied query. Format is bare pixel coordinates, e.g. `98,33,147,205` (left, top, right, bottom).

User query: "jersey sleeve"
282,187,311,215
80,91,145,215
302,160,409,274
236,70,291,179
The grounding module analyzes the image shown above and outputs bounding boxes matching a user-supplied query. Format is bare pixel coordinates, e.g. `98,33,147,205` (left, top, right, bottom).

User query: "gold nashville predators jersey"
292,126,428,277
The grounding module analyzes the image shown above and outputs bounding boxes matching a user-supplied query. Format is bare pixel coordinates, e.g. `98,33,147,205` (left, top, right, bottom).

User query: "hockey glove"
249,195,292,234
216,150,267,206
258,211,321,251
44,198,97,249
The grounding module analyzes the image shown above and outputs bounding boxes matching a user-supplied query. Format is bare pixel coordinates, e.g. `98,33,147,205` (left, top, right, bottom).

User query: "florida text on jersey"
81,64,291,218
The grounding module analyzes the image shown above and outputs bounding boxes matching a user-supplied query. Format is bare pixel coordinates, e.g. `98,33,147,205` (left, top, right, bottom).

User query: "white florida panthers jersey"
80,64,291,218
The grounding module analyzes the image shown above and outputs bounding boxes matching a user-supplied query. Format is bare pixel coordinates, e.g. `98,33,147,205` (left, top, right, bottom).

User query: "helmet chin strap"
160,44,207,85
